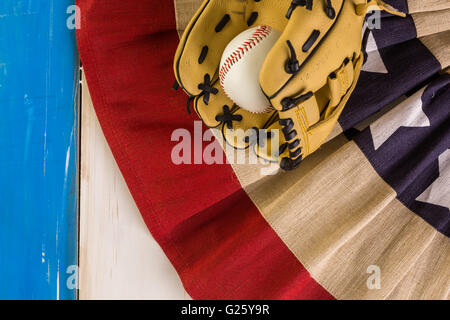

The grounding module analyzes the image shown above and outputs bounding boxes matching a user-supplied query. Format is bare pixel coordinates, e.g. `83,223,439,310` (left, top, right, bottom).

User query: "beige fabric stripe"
413,9,450,38
407,0,450,13
420,30,450,69
244,141,450,300
172,0,450,30
174,0,203,37
386,234,450,299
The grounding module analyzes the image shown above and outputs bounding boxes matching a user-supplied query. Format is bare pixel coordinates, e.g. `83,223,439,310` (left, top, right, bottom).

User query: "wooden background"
0,0,79,300
79,72,190,299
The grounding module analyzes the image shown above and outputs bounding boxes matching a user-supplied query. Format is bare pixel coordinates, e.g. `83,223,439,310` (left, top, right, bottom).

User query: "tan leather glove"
174,0,405,170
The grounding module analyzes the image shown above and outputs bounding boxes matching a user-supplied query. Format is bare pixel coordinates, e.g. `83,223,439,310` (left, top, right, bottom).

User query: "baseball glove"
173,0,405,170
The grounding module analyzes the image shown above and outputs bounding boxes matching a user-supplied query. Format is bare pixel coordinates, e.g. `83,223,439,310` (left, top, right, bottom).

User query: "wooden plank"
79,71,189,300
0,0,79,299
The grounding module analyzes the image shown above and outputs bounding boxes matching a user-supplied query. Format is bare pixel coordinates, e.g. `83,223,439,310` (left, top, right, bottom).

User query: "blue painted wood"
0,0,79,299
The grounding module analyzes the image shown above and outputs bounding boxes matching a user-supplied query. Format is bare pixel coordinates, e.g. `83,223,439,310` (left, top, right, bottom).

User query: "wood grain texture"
0,0,79,300
79,71,190,300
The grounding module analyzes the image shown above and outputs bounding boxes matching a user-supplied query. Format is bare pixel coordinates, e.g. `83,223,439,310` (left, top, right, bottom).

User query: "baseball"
219,25,281,114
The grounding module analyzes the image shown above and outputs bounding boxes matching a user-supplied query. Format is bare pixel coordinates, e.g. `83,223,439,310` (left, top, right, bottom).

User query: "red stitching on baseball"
219,25,272,87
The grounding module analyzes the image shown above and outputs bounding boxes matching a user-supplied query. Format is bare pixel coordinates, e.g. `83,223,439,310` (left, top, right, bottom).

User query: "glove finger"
222,109,277,150
261,0,405,105
260,0,367,106
174,0,250,97
259,0,404,168
259,0,359,167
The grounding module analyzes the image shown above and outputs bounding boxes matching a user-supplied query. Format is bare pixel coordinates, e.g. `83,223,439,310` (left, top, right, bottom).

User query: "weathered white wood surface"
79,71,190,300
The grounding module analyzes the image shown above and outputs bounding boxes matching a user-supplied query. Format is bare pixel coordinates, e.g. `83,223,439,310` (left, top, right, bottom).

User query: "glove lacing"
285,40,301,74
275,91,314,170
185,74,218,114
286,0,335,19
215,105,243,130
177,74,219,114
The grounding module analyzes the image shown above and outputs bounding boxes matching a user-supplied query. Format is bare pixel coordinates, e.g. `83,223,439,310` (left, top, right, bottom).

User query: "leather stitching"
295,107,309,154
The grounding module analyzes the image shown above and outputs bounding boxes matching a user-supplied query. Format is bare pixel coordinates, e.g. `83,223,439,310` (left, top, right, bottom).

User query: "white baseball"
219,25,281,114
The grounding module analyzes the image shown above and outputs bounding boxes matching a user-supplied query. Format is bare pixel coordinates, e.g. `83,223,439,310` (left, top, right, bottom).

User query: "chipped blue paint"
0,0,79,299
